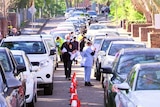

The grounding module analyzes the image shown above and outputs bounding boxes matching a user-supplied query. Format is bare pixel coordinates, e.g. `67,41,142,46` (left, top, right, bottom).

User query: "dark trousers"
63,60,72,78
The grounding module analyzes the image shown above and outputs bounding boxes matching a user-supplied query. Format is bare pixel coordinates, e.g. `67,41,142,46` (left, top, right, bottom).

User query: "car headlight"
40,60,49,67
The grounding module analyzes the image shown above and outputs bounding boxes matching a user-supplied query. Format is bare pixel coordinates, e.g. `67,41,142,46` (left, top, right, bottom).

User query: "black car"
102,48,160,107
0,47,26,107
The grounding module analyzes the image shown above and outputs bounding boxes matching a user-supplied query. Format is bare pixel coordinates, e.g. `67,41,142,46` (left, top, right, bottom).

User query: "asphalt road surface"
35,17,104,107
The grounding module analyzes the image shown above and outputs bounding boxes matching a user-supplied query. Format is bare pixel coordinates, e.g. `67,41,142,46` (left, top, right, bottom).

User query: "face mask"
66,40,70,43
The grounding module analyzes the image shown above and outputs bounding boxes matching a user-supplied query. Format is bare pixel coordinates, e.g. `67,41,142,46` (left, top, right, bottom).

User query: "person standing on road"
82,41,96,86
72,36,79,64
61,37,76,80
56,36,64,61
80,36,86,52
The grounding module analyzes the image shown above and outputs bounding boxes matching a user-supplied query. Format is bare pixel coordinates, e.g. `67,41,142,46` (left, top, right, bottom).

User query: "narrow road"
35,17,104,107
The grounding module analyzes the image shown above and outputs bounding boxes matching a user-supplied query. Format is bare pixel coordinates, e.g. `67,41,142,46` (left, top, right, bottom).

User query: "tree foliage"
109,0,145,21
11,0,66,17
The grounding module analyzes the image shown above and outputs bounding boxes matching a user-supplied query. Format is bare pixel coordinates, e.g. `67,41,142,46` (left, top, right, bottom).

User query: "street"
35,17,104,107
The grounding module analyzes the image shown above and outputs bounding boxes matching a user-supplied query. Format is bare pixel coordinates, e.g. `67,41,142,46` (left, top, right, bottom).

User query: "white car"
50,30,71,40
1,35,56,95
31,34,59,69
87,10,97,21
11,50,37,106
86,23,108,38
114,62,160,107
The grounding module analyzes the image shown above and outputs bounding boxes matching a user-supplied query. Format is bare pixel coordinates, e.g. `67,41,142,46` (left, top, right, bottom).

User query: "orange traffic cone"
72,77,77,87
71,100,78,107
70,93,78,104
70,82,77,93
77,99,81,107
72,72,76,78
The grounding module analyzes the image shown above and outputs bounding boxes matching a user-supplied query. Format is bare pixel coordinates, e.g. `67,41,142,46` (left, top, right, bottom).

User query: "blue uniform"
82,45,95,82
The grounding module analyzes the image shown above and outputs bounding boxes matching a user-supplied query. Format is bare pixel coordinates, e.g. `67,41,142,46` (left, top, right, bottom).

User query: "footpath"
20,18,49,34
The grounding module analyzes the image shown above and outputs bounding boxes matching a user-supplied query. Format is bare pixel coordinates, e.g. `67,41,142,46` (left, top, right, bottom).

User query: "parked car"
64,7,75,19
0,93,8,107
31,34,59,69
102,48,160,107
0,47,26,107
11,50,37,107
86,23,108,38
94,36,134,81
1,35,56,95
50,30,71,40
87,10,97,22
114,62,160,107
100,41,146,83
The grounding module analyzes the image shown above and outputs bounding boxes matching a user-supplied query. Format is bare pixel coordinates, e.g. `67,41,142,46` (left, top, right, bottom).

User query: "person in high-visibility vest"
56,36,64,61
8,21,13,35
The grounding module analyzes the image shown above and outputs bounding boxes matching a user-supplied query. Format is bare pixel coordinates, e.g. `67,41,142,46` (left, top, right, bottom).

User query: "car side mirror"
116,82,130,93
50,48,56,55
6,78,22,88
101,66,112,74
16,65,26,74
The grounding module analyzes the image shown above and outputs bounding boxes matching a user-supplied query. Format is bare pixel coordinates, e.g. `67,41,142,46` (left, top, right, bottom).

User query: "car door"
8,51,26,107
0,63,20,107
116,69,137,107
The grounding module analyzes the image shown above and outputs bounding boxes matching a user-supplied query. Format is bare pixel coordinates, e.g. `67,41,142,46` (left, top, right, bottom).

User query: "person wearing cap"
82,41,96,86
61,39,76,80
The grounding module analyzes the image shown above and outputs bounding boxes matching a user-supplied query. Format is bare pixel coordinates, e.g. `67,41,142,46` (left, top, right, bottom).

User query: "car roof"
103,36,134,41
110,41,145,45
0,47,8,52
11,50,25,55
134,62,160,70
90,23,106,26
120,48,160,55
2,35,44,41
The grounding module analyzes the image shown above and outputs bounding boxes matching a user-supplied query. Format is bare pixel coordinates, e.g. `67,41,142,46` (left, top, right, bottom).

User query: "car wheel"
105,90,111,107
101,74,104,88
22,99,26,107
35,93,37,102
96,63,101,81
44,83,53,95
27,96,35,107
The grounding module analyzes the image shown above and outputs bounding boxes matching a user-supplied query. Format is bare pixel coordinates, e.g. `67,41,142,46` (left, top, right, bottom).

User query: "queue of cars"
0,34,58,107
0,7,159,107
72,10,160,107
65,8,160,107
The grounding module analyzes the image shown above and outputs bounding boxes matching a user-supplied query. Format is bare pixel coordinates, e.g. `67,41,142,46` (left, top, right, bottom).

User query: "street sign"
28,5,37,15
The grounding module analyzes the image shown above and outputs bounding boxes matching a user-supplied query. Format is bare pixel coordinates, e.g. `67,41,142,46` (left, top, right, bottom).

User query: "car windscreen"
136,69,160,90
1,41,46,54
117,54,160,74
13,55,25,66
52,32,69,40
89,25,107,30
93,38,103,44
88,12,97,15
108,44,146,56
101,40,111,51
0,52,12,72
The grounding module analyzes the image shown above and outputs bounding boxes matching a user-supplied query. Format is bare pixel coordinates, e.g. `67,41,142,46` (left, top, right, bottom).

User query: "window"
127,69,136,89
